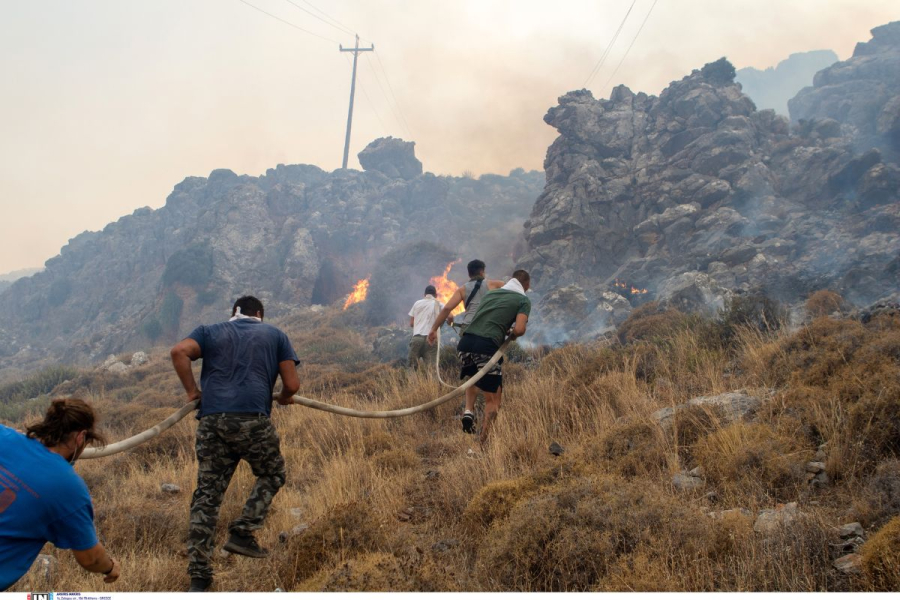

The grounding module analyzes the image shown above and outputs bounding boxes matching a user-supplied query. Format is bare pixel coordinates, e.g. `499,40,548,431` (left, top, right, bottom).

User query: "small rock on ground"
838,522,864,539
432,539,460,553
161,483,181,494
278,524,309,543
672,473,704,491
833,553,862,574
754,502,800,535
549,442,565,456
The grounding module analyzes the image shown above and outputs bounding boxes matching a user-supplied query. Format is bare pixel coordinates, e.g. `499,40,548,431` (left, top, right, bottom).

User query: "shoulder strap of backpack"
464,279,483,309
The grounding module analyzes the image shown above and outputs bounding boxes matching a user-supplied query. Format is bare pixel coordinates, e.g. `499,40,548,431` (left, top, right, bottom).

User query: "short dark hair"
467,259,485,277
27,398,106,448
425,285,437,296
512,269,530,286
233,295,264,319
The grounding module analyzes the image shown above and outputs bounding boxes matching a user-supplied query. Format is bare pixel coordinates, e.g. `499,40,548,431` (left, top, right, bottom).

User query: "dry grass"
6,300,900,591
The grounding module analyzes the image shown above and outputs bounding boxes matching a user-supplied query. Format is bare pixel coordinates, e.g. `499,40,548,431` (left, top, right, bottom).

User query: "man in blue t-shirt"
170,295,300,593
0,398,120,591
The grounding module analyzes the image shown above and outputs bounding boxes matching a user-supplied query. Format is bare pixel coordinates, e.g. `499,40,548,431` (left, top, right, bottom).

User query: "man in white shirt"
408,285,444,370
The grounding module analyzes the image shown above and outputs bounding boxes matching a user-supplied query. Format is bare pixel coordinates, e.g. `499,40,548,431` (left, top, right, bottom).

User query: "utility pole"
340,34,374,169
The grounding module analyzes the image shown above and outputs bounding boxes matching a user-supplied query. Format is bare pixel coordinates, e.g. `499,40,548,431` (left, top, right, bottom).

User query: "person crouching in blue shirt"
0,398,120,591
170,295,300,593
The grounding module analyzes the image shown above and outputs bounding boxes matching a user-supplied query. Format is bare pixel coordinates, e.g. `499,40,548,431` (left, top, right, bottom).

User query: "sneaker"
223,533,269,558
188,577,212,592
461,411,475,434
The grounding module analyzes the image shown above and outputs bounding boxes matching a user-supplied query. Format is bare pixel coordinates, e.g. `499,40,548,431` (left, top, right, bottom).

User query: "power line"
297,0,361,39
582,0,637,88
373,52,414,138
363,54,407,135
238,0,340,44
601,0,659,91
281,0,354,36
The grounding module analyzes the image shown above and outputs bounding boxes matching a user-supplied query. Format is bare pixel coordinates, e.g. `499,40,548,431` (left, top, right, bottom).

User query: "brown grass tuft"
859,516,900,591
805,290,846,318
277,501,387,588
694,423,811,502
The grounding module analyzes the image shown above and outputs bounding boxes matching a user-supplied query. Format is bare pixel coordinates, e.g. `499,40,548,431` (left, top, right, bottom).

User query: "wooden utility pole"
340,34,374,169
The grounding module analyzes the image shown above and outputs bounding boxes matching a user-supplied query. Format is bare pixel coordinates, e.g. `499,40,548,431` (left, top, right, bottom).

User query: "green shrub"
159,291,184,332
142,317,163,341
162,243,213,289
0,365,78,406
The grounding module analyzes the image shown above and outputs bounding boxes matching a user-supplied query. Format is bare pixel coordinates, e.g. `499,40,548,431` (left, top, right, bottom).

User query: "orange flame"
343,277,370,309
614,279,648,295
430,260,465,317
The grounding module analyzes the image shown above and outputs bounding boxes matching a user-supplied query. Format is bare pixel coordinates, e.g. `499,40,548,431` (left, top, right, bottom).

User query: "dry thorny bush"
6,298,900,591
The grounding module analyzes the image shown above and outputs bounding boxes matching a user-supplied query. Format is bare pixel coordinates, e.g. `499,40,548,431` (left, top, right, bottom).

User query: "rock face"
521,34,900,333
357,137,423,180
790,22,900,161
737,50,838,116
0,144,542,371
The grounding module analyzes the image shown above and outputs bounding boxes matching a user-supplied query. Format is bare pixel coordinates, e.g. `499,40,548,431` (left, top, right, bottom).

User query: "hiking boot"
188,577,212,592
461,411,475,434
223,532,269,558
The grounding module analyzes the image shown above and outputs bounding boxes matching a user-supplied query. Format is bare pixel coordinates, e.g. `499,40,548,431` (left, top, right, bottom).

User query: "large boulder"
357,137,423,180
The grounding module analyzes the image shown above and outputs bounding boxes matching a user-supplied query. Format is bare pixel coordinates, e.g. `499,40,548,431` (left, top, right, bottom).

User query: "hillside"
0,138,541,375
521,23,900,342
5,296,900,592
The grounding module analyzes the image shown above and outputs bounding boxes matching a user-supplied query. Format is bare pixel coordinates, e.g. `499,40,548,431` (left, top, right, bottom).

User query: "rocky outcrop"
520,38,900,336
0,143,542,370
790,21,900,160
737,50,838,116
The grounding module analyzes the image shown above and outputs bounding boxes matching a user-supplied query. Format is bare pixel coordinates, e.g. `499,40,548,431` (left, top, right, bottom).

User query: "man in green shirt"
429,269,531,445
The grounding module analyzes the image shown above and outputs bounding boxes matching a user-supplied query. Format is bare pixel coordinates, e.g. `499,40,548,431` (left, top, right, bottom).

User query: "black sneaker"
223,533,269,558
461,411,475,434
188,577,212,592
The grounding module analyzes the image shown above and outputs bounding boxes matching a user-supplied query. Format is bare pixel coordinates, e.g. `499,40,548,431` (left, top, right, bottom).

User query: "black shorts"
457,334,503,393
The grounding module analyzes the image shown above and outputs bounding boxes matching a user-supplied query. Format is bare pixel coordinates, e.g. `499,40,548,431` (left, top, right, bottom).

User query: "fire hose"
80,336,509,459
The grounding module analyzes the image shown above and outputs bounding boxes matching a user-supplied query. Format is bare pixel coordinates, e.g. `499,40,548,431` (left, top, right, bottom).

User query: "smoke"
364,241,456,326
2,0,899,274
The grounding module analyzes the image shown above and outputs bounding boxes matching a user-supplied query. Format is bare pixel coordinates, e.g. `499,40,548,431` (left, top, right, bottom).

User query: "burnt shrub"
715,293,787,344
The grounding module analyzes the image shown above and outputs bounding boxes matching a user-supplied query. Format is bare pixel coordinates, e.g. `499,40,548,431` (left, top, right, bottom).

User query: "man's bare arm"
486,278,505,290
276,360,301,405
72,543,119,583
509,313,528,339
170,338,202,403
409,316,415,328
428,286,465,344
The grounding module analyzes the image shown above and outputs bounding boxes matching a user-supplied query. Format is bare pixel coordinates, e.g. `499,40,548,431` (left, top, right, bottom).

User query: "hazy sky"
0,1,896,274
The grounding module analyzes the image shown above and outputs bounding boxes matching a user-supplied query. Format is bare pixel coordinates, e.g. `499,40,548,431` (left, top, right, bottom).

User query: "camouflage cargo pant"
188,413,286,579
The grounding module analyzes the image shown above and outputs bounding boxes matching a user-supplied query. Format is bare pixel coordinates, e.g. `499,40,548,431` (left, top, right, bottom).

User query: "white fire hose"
80,336,508,459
